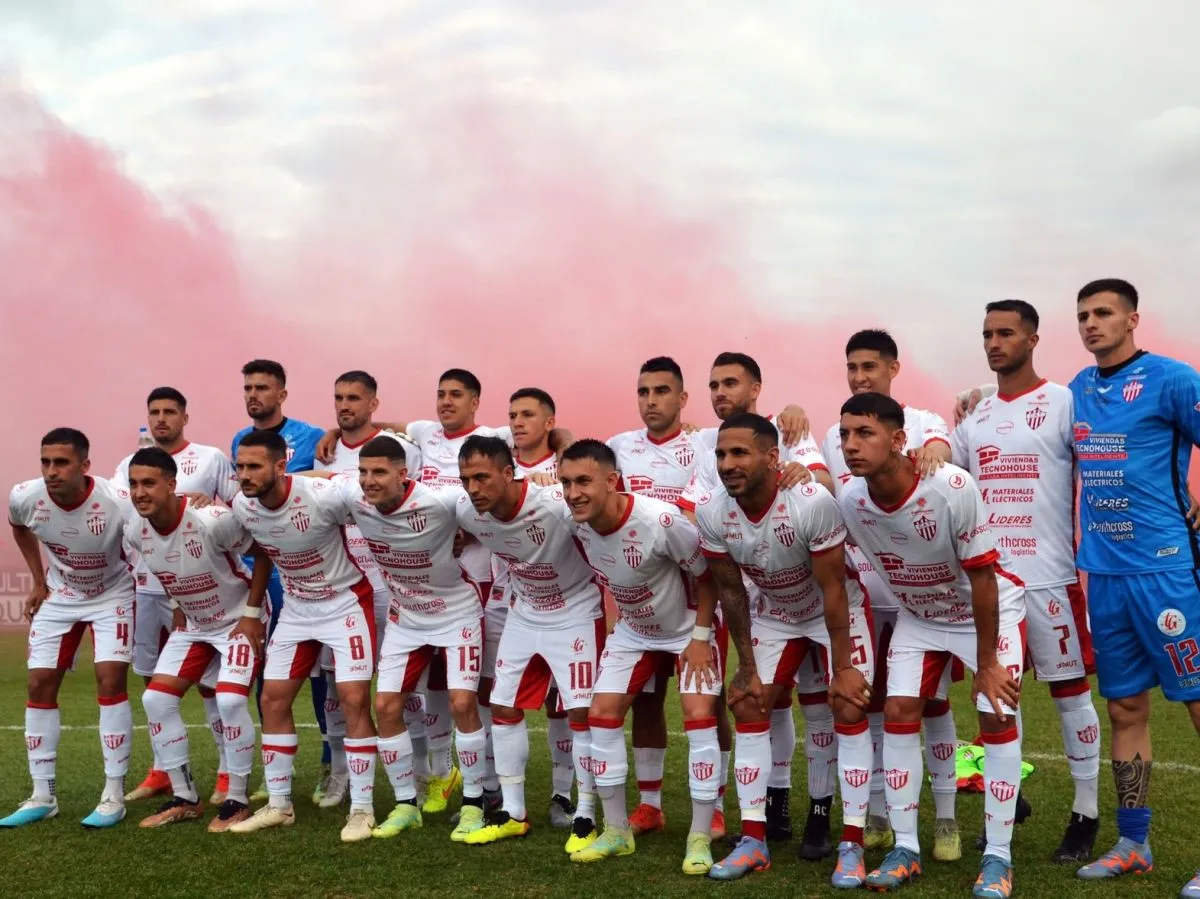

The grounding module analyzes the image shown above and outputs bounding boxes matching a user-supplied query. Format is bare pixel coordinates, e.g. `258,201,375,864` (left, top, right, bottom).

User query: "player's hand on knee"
681,640,717,692
231,616,266,659
727,663,766,715
829,665,871,710
972,662,1020,721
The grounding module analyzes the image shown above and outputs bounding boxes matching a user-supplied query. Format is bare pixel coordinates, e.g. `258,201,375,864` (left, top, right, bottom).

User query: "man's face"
708,364,760,421
358,455,406,508
147,400,187,445
236,446,285,497
559,456,618,525
983,310,1038,375
437,379,479,432
714,427,777,498
1077,292,1138,357
40,443,89,503
637,371,687,434
244,374,285,423
839,413,904,477
459,453,512,514
128,465,175,518
845,350,898,396
334,380,378,433
509,397,554,453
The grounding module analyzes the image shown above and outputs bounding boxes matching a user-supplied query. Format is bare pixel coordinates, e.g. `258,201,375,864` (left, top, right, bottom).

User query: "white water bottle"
137,426,153,449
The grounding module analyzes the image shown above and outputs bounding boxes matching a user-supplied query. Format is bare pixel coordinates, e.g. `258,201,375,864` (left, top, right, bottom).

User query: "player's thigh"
962,622,1025,715
1024,584,1092,682
595,644,666,697
262,616,323,683
209,630,259,694
154,631,220,684
885,618,953,700
482,603,507,679
27,602,93,673
542,617,606,711
441,619,484,693
1127,570,1200,702
1086,574,1158,701
324,609,378,684
674,638,723,697
86,600,135,666
489,618,544,709
371,587,390,655
132,590,172,674
752,630,808,687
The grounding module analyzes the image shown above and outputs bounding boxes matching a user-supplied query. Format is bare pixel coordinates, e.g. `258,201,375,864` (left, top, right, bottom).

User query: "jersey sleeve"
782,434,828,471
454,492,476,531
311,478,354,525
920,411,951,448
800,486,847,555
8,483,34,527
944,470,998,568
656,506,708,577
693,497,729,558
212,453,240,503
949,421,970,469
820,427,840,477
111,456,131,490
207,506,254,556
1165,363,1200,448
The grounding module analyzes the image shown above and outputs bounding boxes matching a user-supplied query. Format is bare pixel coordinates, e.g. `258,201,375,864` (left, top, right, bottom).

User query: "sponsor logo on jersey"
627,475,654,494
949,473,967,489
1158,608,1187,637
1157,546,1179,558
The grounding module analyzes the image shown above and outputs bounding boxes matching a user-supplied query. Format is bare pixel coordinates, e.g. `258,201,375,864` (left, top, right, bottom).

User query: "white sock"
768,706,796,789
981,726,1022,863
686,719,720,833
478,703,499,791
424,690,454,778
1055,689,1101,819
143,687,193,799
215,691,256,787
867,711,886,817
199,688,227,775
733,722,771,835
634,745,666,808
923,702,957,820
590,717,628,829
836,719,873,831
99,694,133,801
883,722,922,853
378,732,416,802
801,700,836,800
491,716,529,820
26,704,60,802
344,736,377,813
403,694,430,786
571,720,596,821
324,677,348,777
456,727,487,800
262,733,299,809
717,749,730,815
547,715,575,799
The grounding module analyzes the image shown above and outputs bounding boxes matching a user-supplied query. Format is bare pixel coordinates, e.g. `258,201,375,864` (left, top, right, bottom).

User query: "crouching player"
693,414,874,886
125,448,271,832
560,440,723,874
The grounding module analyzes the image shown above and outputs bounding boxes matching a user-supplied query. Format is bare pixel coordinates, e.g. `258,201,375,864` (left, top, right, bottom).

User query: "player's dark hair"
440,368,481,396
146,386,187,410
711,352,762,384
236,429,288,461
242,359,287,385
40,427,89,459
1077,278,1139,311
459,435,513,470
510,387,556,415
360,434,408,464
845,329,899,360
986,299,1040,331
639,356,684,387
840,392,905,430
560,439,617,468
129,447,177,478
335,370,378,393
718,412,778,447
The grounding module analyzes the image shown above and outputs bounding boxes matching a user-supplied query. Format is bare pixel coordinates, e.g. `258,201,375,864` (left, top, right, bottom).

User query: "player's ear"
892,427,908,453
1128,310,1139,332
679,390,688,410
1028,332,1040,350
749,380,761,402
546,415,556,432
889,359,901,380
369,396,379,415
81,457,91,474
182,411,190,427
607,468,621,490
278,387,288,404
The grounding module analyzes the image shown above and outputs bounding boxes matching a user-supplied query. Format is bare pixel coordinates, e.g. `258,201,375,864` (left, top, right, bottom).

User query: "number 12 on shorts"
1165,638,1200,677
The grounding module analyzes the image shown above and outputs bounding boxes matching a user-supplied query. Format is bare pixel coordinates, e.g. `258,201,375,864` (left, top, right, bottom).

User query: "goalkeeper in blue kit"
1068,279,1200,899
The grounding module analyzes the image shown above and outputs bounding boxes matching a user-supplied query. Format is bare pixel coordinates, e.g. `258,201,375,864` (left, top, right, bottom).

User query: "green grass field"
1,631,1197,898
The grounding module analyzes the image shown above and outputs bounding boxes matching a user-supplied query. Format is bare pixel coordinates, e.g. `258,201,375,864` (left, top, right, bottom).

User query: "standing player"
838,393,1025,898
1,429,135,829
454,436,604,851
1065,279,1200,898
950,300,1102,862
820,329,965,860
560,439,723,875
123,448,270,831
114,387,240,806
227,431,379,842
231,359,333,801
693,414,875,886
678,351,835,857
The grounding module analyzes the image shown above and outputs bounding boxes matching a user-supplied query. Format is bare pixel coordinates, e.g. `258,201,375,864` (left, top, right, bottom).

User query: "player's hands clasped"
680,638,717,693
23,582,49,622
972,661,1020,721
828,664,872,710
231,615,267,660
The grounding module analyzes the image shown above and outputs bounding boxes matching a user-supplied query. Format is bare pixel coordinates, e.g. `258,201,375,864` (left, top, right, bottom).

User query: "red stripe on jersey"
700,548,730,560
594,494,635,536
995,564,1025,587
224,552,253,586
961,548,1000,570
810,542,845,557
996,378,1048,403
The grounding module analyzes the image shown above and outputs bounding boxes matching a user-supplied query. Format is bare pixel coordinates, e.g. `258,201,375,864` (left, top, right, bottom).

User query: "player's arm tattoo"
707,556,756,674
1113,753,1152,809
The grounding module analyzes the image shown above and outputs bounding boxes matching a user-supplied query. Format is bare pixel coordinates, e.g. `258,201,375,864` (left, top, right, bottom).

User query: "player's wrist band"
234,602,252,618
692,625,712,642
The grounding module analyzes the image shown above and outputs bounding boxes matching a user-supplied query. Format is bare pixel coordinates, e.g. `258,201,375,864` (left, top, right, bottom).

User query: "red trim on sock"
923,699,951,717
835,719,870,736
569,720,590,733
637,780,664,791
735,721,771,735
587,716,623,730
743,819,767,840
262,743,298,755
97,693,129,705
884,720,922,735
215,683,251,696
144,683,185,698
1049,679,1091,699
797,692,828,707
492,715,524,727
26,702,58,710
841,824,865,846
345,742,377,754
683,717,718,731
979,727,1019,745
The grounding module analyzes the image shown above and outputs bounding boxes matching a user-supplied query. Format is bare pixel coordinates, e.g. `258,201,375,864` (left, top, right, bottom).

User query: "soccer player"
1,428,135,829
123,448,270,832
693,414,875,886
1064,279,1200,898
678,351,835,857
560,439,723,874
454,436,604,850
838,393,1025,898
114,387,240,806
231,359,333,801
227,430,379,842
950,300,1102,862
306,434,490,841
820,329,965,860
312,371,420,811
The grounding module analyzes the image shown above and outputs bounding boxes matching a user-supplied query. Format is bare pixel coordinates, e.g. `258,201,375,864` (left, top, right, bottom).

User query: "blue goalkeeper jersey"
1069,350,1200,574
231,417,325,473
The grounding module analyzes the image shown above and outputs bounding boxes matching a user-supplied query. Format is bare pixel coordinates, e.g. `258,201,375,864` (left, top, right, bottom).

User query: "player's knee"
215,690,248,723
566,706,588,726
491,704,521,722
142,685,177,719
95,664,128,698
448,690,477,721
832,698,866,726
1107,693,1150,729
375,692,404,729
334,682,370,717
588,694,623,723
883,695,923,723
27,670,59,705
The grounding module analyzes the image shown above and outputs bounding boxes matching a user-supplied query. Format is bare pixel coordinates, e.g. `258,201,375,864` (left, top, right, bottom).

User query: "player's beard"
248,403,279,423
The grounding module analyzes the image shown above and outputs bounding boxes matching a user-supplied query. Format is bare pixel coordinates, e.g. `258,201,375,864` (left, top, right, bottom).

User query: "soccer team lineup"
6,278,1200,899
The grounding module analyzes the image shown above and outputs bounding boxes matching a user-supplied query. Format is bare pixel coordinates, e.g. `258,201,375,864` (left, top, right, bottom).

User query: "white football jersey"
823,405,950,494
114,441,239,594
950,380,1076,588
316,430,421,593
607,428,698,507
128,499,256,632
678,415,828,512
232,476,368,606
696,482,860,638
333,477,482,630
575,494,708,646
9,477,133,604
406,421,512,489
492,451,560,605
838,464,1026,630
456,481,602,628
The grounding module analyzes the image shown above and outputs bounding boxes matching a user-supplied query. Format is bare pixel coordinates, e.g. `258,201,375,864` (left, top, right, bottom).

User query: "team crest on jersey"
734,766,760,785
912,514,937,541
86,503,107,536
185,538,203,559
179,457,198,475
674,444,694,467
407,510,427,532
526,523,546,545
773,521,796,548
290,509,310,532
692,761,714,780
623,543,643,568
1025,402,1047,430
1122,379,1144,403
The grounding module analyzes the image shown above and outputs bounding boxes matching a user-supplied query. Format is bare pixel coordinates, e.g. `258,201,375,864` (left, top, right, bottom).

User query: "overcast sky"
3,1,1200,381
